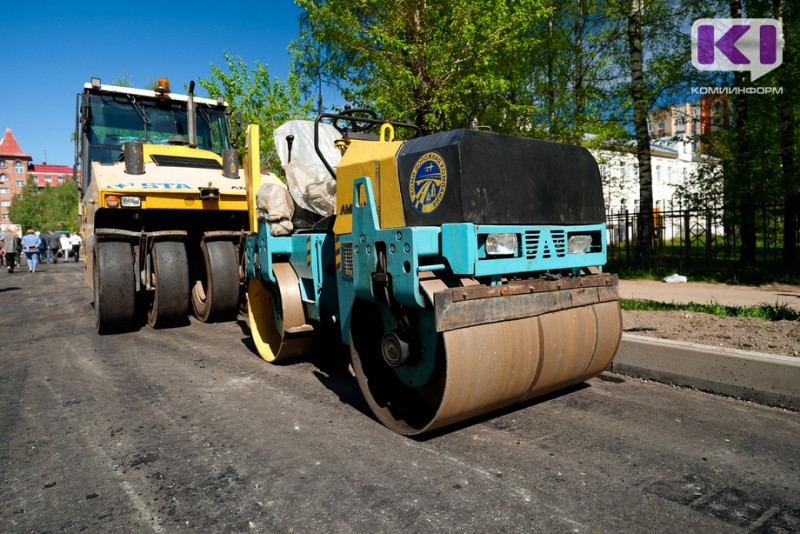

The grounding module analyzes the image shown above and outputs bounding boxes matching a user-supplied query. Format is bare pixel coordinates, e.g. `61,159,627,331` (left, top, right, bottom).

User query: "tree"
8,179,44,231
8,180,79,233
703,0,799,269
528,0,630,144
777,0,799,266
292,0,549,134
601,0,702,267
626,0,656,267
198,52,314,172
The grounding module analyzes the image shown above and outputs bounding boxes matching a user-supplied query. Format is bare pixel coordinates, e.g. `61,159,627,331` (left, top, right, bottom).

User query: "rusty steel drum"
349,275,622,435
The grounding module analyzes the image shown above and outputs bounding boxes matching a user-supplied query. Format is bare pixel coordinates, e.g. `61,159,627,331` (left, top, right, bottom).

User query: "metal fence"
605,203,798,268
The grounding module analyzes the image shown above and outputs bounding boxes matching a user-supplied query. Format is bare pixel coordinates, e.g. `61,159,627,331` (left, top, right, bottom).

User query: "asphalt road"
1,261,799,533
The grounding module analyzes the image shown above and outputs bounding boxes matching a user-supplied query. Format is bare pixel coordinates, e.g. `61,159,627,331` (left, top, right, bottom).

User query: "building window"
14,161,24,174
16,180,24,187
2,214,8,221
0,161,6,169
658,122,665,130
58,176,65,183
0,188,8,194
45,176,52,183
0,174,6,182
1,200,9,207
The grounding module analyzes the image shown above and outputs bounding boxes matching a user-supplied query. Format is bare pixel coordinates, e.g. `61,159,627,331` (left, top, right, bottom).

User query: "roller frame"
348,177,610,314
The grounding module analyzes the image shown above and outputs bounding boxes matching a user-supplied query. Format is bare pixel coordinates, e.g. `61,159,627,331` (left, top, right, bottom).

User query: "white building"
592,137,722,242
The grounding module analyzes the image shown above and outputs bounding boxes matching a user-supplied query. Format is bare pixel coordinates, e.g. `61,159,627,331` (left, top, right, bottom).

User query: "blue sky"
3,2,309,167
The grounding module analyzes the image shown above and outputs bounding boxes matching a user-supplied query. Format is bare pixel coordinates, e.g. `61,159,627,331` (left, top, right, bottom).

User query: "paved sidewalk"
619,279,800,310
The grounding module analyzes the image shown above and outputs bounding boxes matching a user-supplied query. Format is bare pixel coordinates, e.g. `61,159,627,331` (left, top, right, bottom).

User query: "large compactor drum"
245,113,622,435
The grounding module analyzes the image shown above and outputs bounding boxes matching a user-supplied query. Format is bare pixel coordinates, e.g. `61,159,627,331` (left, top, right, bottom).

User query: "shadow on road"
234,317,372,418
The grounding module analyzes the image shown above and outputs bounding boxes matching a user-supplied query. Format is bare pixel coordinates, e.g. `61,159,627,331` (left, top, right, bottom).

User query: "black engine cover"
396,129,605,226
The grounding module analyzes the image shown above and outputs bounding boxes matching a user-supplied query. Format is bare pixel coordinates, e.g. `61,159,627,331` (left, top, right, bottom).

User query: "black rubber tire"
147,241,190,328
94,240,136,335
191,240,240,323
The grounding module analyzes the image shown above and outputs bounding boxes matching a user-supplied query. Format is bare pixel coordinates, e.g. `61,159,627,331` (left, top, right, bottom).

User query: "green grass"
606,259,799,285
620,299,800,322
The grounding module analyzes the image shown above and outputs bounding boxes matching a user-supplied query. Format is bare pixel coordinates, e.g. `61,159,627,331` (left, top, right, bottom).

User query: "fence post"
625,210,630,262
684,210,691,264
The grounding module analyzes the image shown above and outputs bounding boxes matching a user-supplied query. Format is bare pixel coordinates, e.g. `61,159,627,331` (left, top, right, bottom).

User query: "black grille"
524,229,566,259
150,154,222,169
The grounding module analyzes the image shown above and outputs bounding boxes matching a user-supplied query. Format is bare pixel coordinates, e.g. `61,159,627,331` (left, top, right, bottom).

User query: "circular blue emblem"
409,152,447,214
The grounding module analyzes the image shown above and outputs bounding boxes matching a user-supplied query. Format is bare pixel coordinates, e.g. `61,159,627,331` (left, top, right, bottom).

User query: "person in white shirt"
69,233,82,263
59,234,71,262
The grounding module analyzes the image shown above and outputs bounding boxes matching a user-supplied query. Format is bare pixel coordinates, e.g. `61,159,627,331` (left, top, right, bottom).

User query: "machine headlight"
105,195,120,208
120,195,141,208
568,235,593,254
485,233,518,256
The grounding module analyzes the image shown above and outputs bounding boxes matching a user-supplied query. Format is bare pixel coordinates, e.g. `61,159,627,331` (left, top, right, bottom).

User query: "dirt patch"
622,310,800,357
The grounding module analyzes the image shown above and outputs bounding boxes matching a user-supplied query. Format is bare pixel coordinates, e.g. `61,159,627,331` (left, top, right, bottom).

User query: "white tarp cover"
256,178,294,236
273,120,341,216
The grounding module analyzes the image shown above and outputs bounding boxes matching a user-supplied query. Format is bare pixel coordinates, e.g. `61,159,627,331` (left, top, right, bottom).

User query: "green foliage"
672,161,724,209
620,298,800,322
288,0,797,269
198,52,314,172
8,179,79,233
686,0,800,265
292,0,550,134
527,0,631,144
111,72,133,87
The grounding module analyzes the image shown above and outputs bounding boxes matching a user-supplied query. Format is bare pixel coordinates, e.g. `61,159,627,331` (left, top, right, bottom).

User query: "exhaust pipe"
124,141,144,175
222,149,239,179
187,81,197,148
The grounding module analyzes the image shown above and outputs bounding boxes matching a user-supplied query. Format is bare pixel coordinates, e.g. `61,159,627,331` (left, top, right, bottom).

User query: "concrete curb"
611,334,800,410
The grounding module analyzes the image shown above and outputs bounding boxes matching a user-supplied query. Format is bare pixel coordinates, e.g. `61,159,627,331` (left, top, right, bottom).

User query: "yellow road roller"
76,78,260,333
244,111,621,435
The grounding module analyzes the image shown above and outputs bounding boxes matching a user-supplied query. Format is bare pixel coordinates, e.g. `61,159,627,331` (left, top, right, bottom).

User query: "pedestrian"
59,233,71,262
0,231,9,273
47,232,60,263
36,231,46,260
21,229,42,273
69,233,82,263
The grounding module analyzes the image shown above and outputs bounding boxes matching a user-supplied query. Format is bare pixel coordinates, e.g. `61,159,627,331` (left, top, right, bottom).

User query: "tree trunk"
572,0,585,145
547,18,557,136
627,0,654,267
729,0,756,266
776,0,798,267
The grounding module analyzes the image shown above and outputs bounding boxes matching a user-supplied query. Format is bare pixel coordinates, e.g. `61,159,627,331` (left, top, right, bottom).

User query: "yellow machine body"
333,138,407,234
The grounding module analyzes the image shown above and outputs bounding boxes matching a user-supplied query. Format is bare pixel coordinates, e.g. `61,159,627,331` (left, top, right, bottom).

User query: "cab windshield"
87,92,231,154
